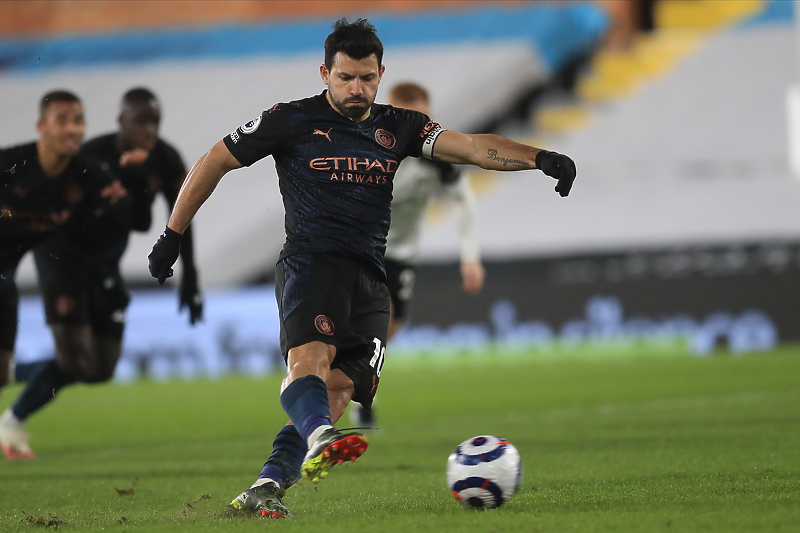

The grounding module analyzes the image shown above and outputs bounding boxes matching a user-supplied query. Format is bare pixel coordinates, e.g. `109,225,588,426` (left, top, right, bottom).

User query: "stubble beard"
329,87,371,120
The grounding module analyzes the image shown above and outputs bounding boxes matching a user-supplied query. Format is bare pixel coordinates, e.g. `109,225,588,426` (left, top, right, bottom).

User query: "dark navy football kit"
0,142,119,351
34,133,196,340
223,91,445,409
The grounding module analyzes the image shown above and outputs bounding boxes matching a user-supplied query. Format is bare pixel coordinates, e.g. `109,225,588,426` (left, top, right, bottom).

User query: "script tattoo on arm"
486,148,531,169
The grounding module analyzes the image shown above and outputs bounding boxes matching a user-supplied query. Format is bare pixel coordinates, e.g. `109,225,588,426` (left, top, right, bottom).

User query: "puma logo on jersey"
313,128,332,142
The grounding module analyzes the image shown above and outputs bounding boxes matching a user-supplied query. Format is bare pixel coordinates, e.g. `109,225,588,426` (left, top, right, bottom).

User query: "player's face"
37,101,85,157
118,100,160,151
321,52,385,121
389,97,430,116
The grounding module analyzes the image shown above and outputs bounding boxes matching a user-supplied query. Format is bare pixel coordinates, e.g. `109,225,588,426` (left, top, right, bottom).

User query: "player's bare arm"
432,130,577,197
148,140,241,284
119,148,149,167
167,140,241,233
433,131,537,169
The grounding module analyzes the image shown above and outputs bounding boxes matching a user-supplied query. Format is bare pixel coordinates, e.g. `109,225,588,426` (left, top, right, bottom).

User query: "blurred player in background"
352,81,485,427
2,87,202,461
147,18,576,518
385,82,485,337
76,87,203,326
0,90,127,460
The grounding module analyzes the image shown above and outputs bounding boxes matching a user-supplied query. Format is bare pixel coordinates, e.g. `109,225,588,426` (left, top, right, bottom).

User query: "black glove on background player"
179,266,204,325
535,150,577,197
148,227,181,285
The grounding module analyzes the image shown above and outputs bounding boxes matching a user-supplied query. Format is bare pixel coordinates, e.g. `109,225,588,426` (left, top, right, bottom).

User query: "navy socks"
279,375,332,443
13,360,49,383
260,375,332,488
259,424,308,488
12,360,76,420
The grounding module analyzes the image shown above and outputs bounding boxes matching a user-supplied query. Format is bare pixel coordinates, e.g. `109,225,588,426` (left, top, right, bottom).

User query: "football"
446,435,522,509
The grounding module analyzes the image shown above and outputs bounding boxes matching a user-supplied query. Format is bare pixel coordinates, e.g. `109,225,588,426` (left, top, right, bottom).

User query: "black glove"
179,267,203,325
148,227,181,285
535,150,577,197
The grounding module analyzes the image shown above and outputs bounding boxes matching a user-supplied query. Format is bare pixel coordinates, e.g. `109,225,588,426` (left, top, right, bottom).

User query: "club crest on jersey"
315,315,335,335
375,129,396,149
240,115,262,135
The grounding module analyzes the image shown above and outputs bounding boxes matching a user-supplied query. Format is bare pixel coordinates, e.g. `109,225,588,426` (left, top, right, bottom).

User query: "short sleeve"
402,109,446,160
223,104,291,167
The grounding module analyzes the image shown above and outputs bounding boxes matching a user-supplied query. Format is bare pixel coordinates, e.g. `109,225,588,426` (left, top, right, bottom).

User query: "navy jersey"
75,133,187,260
223,91,445,276
0,142,114,266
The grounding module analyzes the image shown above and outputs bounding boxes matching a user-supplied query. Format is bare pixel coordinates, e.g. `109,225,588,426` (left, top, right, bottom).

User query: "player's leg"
273,253,367,451
232,371,354,519
2,251,90,459
302,260,390,482
230,253,355,517
7,323,87,424
13,286,91,410
0,261,20,396
327,368,355,423
386,260,414,341
0,349,11,391
0,297,31,459
0,259,37,460
11,361,47,383
351,259,408,427
80,272,128,383
230,345,339,517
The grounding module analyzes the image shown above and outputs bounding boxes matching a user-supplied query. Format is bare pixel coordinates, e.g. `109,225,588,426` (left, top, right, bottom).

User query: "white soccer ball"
446,435,522,509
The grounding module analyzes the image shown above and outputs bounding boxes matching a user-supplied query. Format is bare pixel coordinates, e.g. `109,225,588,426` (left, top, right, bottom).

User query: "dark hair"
389,82,429,104
122,87,158,106
39,90,80,120
324,18,383,70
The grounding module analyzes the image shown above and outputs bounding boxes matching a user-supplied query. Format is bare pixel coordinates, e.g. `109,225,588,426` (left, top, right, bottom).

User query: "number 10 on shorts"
370,338,385,377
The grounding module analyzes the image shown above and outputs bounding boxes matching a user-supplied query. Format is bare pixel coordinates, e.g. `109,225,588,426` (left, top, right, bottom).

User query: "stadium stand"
416,0,799,260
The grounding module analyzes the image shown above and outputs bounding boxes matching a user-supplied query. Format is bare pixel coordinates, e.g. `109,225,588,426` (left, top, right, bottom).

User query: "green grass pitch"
1,345,798,532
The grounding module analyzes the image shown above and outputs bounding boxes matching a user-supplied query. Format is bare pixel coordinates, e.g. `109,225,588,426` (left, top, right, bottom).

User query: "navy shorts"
275,252,390,409
34,245,130,341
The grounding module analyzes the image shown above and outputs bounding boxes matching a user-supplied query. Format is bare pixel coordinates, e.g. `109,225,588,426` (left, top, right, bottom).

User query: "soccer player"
76,87,202,328
0,90,127,459
147,18,576,518
352,81,485,427
1,88,203,460
384,82,485,339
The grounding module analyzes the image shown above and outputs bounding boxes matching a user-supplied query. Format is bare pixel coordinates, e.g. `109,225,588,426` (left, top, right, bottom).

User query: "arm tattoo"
487,148,530,169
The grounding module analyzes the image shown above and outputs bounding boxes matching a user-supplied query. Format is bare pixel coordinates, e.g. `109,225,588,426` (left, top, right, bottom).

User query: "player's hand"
119,148,149,167
50,210,71,225
148,227,181,285
179,267,203,325
535,150,576,197
100,180,128,205
461,260,485,295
